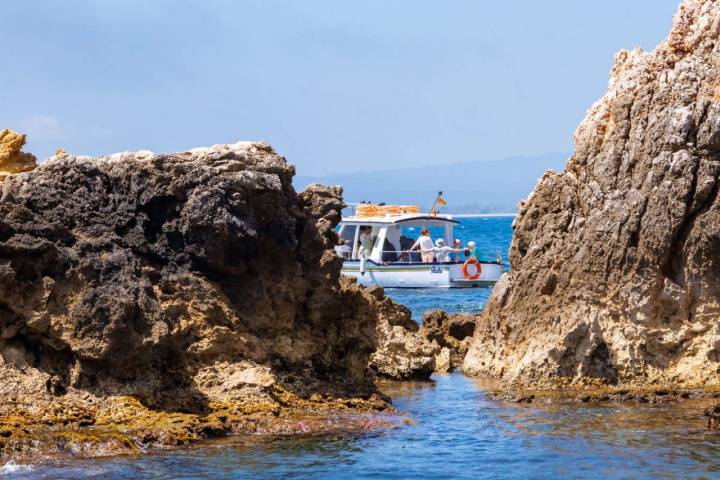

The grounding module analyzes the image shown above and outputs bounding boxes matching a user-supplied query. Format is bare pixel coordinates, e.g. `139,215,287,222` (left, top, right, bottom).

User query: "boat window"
338,225,357,245
381,225,401,263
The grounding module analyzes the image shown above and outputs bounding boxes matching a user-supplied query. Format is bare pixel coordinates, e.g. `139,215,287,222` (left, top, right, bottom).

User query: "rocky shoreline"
0,129,481,461
2,0,720,464
442,0,720,426
0,137,439,461
0,387,394,463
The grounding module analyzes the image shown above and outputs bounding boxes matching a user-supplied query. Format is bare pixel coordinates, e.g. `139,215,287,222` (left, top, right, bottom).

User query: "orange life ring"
462,258,481,280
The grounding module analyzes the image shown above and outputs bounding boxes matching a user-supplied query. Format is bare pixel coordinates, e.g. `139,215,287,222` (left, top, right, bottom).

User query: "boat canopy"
340,213,459,226
343,203,458,226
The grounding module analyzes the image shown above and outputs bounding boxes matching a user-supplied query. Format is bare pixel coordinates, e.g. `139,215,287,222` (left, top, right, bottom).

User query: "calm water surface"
10,217,720,479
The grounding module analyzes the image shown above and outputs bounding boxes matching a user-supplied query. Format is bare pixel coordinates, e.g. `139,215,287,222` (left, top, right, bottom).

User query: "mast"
430,191,444,216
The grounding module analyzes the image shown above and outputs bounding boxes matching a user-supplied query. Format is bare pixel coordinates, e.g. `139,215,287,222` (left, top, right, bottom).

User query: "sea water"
17,376,720,479
14,217,720,479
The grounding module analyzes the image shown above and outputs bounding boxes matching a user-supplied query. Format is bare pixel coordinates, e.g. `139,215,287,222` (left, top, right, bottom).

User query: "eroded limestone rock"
0,129,37,179
0,141,396,459
464,0,720,389
419,310,476,372
367,284,439,380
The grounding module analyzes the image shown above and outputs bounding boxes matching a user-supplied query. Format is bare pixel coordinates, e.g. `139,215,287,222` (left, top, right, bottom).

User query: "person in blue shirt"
465,240,479,260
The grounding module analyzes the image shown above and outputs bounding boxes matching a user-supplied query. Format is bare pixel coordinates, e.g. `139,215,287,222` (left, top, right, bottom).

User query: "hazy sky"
3,0,679,176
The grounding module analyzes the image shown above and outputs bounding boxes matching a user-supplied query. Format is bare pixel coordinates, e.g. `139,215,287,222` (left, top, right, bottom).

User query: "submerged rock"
464,0,720,389
0,129,36,180
0,141,402,460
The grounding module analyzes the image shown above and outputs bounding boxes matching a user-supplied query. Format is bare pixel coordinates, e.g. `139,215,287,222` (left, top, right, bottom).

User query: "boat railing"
381,250,505,265
378,250,462,264
336,248,504,265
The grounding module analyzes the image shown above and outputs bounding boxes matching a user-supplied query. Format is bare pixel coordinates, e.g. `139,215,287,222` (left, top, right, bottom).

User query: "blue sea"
10,217,720,479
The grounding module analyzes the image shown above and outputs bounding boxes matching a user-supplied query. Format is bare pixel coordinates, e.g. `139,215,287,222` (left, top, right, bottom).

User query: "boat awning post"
371,226,387,262
445,224,452,244
351,224,360,259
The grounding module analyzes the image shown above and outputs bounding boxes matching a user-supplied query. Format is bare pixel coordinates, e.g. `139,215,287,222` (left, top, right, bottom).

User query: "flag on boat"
431,191,446,216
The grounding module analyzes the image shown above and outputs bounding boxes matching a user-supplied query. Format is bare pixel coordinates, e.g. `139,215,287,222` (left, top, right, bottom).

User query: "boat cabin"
336,204,503,288
336,205,459,264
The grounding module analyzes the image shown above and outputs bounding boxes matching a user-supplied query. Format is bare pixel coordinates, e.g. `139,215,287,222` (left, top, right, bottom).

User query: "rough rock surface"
464,0,720,389
367,285,438,379
419,311,476,372
0,129,37,180
0,141,400,460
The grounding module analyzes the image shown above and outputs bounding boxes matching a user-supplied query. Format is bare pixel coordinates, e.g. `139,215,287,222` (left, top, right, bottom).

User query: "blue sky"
3,0,678,176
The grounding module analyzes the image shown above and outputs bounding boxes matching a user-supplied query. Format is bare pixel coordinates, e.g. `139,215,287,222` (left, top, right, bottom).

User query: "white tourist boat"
336,204,504,288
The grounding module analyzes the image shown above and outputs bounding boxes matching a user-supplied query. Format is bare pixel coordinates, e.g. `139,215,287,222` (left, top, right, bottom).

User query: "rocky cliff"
0,141,419,460
464,0,720,389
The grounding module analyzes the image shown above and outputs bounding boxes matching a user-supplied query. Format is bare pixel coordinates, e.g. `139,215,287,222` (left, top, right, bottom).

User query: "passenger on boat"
337,239,352,259
465,240,479,260
410,228,434,263
358,226,375,257
451,239,464,263
433,238,461,263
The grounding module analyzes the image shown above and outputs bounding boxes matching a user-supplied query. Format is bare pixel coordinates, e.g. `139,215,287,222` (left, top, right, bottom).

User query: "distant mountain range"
294,152,569,213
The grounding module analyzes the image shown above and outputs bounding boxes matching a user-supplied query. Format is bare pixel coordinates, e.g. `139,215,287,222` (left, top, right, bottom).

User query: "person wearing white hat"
434,238,462,263
465,240,479,260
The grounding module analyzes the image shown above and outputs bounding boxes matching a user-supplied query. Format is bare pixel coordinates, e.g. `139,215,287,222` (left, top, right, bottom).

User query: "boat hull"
341,261,503,288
